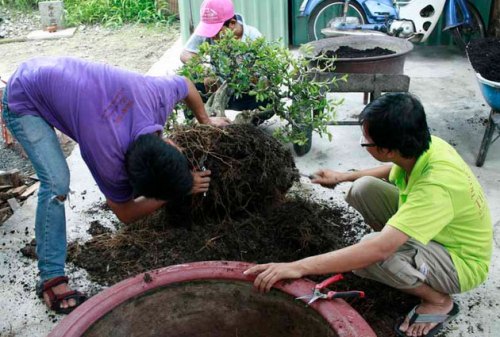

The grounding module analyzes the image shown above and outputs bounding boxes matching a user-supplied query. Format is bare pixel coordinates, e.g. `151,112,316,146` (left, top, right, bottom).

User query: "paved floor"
0,40,498,336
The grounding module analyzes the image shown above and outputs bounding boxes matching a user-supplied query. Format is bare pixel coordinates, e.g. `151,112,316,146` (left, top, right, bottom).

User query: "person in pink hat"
180,0,267,115
180,0,262,64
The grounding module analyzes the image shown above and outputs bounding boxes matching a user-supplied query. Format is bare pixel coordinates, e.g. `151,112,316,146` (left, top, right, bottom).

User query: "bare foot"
43,283,77,311
398,297,453,337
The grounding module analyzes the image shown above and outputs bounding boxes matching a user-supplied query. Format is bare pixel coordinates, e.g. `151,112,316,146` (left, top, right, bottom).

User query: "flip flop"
394,302,460,337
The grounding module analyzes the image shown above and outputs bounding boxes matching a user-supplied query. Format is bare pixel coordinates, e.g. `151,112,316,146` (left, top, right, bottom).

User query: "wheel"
308,0,367,41
452,2,485,51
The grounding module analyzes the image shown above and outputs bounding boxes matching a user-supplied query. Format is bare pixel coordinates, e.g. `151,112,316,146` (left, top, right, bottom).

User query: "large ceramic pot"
49,261,376,337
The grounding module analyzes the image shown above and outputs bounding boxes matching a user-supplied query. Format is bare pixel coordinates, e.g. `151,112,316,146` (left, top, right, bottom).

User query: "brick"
7,198,21,212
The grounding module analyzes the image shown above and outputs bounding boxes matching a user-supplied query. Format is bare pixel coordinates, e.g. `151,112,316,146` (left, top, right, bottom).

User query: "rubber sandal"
394,302,460,337
36,276,87,314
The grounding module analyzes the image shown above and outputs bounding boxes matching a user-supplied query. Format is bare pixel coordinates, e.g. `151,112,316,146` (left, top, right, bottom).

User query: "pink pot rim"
49,261,376,337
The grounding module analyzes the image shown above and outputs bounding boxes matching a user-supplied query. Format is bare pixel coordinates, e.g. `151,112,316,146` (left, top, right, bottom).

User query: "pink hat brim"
194,21,224,38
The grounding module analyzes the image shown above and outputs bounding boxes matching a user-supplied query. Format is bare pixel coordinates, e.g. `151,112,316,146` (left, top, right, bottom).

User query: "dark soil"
467,37,500,82
320,46,396,59
87,220,112,236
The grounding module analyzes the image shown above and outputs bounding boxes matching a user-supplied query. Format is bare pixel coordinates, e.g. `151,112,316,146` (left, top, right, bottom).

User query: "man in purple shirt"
2,56,229,314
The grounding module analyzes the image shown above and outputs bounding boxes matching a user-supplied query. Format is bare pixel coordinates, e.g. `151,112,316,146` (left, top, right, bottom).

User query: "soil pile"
69,198,348,284
467,37,500,82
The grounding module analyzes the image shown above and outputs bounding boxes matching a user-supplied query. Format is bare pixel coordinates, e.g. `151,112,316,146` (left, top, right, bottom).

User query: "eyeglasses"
360,135,376,148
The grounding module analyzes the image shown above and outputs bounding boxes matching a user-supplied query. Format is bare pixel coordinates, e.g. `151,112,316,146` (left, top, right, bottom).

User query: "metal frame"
307,72,411,125
476,109,500,167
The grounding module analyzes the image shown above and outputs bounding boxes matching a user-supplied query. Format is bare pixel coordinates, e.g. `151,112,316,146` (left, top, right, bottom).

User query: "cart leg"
476,110,497,167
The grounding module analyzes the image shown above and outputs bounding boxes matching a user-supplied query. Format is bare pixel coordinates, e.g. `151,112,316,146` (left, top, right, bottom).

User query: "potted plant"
177,32,343,155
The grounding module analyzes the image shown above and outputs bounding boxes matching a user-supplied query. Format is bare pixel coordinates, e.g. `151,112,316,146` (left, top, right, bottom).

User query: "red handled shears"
296,274,365,306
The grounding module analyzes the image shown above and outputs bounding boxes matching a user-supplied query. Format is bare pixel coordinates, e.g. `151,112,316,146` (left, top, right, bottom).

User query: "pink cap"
194,0,235,38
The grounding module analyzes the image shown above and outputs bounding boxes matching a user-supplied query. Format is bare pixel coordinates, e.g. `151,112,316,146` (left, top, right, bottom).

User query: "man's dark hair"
359,92,431,158
126,134,193,201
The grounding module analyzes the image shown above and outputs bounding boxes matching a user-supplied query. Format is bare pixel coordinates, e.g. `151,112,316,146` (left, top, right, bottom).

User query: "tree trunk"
156,0,179,16
205,82,231,117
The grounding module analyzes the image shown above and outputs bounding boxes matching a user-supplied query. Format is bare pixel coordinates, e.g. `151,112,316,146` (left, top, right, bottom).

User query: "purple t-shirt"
7,56,188,202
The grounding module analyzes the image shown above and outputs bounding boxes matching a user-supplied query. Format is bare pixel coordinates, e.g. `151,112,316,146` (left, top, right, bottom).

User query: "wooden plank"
0,185,13,192
0,206,10,217
0,171,10,186
8,185,28,197
20,182,40,200
0,169,21,187
7,198,21,212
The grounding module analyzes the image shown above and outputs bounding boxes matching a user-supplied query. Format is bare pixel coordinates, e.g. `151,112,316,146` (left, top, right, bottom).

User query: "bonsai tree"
177,31,343,152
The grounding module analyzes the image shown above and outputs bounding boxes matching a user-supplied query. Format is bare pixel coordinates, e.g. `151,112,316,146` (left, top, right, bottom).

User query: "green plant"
178,32,344,147
0,0,177,26
0,0,39,10
63,0,177,27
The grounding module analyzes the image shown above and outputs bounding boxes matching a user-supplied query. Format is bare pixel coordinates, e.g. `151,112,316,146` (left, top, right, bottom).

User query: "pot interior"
83,280,338,337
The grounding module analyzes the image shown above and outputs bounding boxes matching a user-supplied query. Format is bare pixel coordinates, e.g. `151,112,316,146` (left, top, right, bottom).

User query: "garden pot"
49,261,376,337
303,35,413,75
293,123,313,156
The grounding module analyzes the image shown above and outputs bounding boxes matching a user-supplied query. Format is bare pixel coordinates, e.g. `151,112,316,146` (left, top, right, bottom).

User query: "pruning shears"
199,153,208,197
300,172,318,180
296,274,365,306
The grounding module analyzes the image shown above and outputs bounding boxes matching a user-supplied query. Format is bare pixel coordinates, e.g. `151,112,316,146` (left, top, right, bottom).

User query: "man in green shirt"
244,93,492,337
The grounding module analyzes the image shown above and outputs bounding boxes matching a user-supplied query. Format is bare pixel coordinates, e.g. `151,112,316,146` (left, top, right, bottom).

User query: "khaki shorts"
346,176,461,294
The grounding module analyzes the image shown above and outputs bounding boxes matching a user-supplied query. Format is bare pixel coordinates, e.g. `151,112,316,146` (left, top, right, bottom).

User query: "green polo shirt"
387,136,492,292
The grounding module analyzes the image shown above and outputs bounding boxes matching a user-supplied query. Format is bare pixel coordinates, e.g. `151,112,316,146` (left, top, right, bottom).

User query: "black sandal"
394,302,460,337
36,276,87,314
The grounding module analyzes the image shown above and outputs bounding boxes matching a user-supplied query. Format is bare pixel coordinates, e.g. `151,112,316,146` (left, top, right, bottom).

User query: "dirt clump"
87,220,112,236
167,124,300,223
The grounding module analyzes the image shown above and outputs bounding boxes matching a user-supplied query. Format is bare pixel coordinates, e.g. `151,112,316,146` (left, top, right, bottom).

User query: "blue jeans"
2,88,70,283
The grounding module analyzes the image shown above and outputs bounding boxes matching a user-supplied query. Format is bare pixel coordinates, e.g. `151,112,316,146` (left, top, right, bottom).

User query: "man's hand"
191,169,211,195
311,169,350,188
209,116,231,127
183,77,231,127
243,262,303,293
203,77,219,93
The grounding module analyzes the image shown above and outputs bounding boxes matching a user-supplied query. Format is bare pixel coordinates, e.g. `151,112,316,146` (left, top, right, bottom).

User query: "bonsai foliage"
178,31,343,146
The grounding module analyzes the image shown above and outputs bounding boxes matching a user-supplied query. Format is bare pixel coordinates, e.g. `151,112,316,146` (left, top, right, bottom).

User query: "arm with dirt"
244,225,409,292
106,168,211,224
311,165,392,188
106,197,166,224
183,77,230,126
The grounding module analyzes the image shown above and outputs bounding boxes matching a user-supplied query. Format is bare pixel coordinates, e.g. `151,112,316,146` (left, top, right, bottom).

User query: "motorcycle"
299,0,485,49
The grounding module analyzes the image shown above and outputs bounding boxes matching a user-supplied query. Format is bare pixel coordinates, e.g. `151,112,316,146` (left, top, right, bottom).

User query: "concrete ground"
0,40,498,337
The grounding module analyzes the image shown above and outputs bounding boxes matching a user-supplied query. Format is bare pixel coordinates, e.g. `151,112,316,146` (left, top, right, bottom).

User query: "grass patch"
1,0,39,11
0,0,178,27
